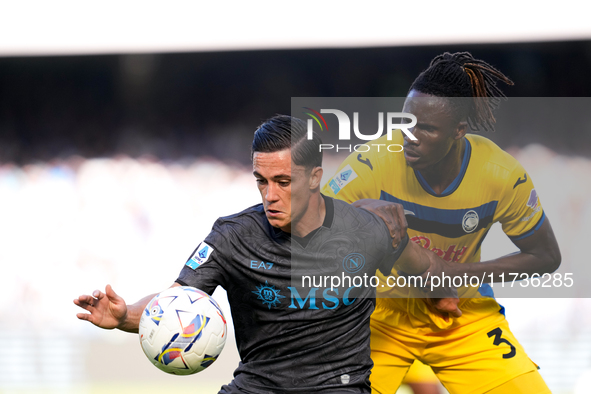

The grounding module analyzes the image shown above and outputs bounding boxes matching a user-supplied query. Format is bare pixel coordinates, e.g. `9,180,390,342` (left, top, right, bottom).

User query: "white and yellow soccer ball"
139,286,227,375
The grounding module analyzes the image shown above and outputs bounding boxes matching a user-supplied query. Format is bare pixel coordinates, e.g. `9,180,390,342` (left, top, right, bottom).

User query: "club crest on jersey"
328,164,358,195
343,252,366,274
186,242,214,269
526,189,539,210
462,210,479,233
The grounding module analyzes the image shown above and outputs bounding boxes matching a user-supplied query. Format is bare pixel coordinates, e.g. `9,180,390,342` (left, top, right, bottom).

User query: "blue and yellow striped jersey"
322,131,545,321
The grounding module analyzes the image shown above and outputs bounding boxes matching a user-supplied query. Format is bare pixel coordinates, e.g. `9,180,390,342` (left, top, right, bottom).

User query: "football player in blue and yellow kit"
323,52,561,394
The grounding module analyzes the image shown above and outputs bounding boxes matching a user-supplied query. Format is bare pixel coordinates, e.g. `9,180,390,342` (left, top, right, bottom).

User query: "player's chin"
404,151,422,167
266,214,288,228
404,156,428,170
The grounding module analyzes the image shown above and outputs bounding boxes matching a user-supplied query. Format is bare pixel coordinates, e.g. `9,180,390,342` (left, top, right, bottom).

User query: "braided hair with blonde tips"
409,52,514,132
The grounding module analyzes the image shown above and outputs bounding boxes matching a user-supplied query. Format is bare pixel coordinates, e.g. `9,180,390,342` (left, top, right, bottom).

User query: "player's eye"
415,123,431,131
279,181,290,187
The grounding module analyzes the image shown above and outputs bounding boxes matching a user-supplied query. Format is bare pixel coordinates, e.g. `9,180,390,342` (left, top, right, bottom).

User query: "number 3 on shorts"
487,327,516,359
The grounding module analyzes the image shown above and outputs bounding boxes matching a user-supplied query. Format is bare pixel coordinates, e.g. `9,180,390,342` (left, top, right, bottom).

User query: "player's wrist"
440,259,463,279
117,307,139,333
395,234,410,252
394,236,430,275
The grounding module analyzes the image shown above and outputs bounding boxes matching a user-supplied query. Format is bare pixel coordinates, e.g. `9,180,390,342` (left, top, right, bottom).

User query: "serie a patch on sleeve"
328,164,358,195
186,242,214,269
520,188,541,222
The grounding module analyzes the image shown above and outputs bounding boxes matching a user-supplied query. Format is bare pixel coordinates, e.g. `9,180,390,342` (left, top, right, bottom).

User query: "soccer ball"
138,286,227,375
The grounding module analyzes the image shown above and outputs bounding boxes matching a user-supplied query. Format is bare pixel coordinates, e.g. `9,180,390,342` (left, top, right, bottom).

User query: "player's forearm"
119,282,183,333
451,219,561,283
118,293,157,333
394,239,433,275
394,239,559,283
453,252,560,283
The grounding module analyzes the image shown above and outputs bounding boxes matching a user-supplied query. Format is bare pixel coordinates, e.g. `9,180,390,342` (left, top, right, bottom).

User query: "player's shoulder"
334,132,405,181
212,204,267,234
467,134,522,174
328,197,392,254
330,196,387,231
338,133,402,163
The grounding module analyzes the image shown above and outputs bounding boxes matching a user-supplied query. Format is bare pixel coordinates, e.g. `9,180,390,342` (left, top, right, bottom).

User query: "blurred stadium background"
1,1,591,393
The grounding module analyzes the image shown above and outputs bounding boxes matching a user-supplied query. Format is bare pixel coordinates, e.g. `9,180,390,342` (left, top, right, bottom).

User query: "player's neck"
291,193,326,238
418,139,465,195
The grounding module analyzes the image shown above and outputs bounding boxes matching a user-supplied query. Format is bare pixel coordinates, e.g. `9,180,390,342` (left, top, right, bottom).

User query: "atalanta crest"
462,210,479,233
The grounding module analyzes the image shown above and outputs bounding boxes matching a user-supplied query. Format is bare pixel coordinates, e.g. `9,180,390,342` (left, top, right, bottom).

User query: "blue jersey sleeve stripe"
508,211,546,242
534,211,546,231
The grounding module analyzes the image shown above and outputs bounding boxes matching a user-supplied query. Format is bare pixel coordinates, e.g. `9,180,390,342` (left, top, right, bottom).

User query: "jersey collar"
291,194,334,248
414,137,472,198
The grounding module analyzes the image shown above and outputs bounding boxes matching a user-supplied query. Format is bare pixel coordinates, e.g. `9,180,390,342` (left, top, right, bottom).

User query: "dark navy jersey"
176,195,406,393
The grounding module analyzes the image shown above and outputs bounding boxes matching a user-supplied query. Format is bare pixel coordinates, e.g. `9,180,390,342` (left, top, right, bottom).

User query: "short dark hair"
410,52,514,132
251,115,323,168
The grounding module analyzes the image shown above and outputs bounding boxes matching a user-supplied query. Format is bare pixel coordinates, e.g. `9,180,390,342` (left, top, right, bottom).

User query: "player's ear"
454,121,468,140
309,166,323,190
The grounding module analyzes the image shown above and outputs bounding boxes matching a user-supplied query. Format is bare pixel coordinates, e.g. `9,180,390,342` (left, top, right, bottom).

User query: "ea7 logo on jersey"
328,164,358,195
250,260,274,270
186,242,214,269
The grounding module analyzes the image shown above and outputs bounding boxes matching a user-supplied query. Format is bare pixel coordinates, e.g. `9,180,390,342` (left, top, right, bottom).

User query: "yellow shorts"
370,297,550,394
402,360,439,384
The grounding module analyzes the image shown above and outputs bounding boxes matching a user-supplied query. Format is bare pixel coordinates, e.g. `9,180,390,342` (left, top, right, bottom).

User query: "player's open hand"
352,199,408,248
74,284,128,329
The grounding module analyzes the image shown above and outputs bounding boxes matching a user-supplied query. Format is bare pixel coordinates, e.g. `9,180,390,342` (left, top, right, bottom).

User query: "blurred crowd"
2,44,591,165
0,156,259,331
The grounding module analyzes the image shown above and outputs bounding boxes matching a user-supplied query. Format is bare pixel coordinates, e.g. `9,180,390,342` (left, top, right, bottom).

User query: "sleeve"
364,209,410,276
377,234,410,276
494,161,545,242
321,149,381,204
176,222,231,295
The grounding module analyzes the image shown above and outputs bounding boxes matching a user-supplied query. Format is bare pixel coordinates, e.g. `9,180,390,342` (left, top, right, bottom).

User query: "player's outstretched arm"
74,283,181,333
453,218,561,282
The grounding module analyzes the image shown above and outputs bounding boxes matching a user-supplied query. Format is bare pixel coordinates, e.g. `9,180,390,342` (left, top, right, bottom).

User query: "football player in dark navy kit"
74,115,460,393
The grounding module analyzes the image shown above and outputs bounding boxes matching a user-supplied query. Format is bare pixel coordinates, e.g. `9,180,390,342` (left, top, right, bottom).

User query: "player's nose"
265,182,280,202
403,128,420,146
